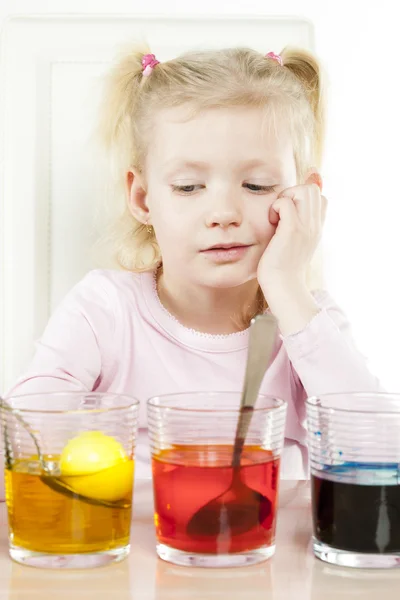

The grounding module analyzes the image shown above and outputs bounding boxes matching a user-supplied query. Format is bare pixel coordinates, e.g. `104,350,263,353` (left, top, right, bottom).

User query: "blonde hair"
96,43,326,321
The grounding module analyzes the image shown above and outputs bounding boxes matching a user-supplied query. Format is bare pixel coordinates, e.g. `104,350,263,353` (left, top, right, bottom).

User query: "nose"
205,195,242,229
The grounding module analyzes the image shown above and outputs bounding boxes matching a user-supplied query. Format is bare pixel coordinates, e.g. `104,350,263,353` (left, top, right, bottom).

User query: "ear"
125,168,151,224
304,168,323,191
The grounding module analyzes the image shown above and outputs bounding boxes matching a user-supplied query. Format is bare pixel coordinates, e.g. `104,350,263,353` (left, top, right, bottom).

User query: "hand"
257,173,327,296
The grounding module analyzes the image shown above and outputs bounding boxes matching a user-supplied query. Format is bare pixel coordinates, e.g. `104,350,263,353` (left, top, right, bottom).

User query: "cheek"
153,219,183,249
151,207,190,253
148,194,178,231
149,195,198,240
250,200,276,244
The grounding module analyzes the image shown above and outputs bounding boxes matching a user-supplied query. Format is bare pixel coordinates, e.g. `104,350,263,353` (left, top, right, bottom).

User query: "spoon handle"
232,314,277,467
0,396,44,469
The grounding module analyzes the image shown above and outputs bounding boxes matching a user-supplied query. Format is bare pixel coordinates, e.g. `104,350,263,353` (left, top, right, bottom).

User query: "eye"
171,184,205,194
244,183,277,193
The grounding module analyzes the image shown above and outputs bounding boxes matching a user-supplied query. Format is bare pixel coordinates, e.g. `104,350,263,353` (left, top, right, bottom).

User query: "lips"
199,243,252,263
202,243,250,251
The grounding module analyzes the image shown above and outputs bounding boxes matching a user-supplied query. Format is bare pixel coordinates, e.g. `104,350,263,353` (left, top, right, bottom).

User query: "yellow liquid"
6,458,133,554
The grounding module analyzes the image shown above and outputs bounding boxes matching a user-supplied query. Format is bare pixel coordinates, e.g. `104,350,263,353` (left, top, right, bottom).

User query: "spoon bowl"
186,469,272,538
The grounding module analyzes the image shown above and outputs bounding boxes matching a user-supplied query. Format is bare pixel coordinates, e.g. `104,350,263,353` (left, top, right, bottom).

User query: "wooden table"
0,480,399,599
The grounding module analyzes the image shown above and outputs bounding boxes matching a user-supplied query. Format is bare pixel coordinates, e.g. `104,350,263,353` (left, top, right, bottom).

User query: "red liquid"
152,445,279,554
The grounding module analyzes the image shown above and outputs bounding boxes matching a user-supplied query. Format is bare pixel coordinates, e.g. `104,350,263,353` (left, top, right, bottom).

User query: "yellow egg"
60,431,127,476
59,431,134,502
62,459,134,502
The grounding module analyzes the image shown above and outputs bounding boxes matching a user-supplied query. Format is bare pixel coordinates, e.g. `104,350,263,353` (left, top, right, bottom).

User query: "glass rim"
1,390,140,415
147,391,286,413
306,392,400,415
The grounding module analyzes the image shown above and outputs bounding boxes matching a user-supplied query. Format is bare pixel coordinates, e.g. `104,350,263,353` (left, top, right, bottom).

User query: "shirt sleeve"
3,270,117,398
282,289,385,438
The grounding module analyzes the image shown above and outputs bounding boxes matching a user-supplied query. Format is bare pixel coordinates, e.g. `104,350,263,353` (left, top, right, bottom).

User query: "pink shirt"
4,269,383,483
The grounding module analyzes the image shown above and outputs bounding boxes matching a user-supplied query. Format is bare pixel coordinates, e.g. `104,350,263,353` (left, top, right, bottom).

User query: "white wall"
1,0,399,390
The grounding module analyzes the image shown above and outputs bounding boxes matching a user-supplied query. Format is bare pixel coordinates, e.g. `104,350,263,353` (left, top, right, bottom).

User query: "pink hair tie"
141,53,160,76
266,51,283,66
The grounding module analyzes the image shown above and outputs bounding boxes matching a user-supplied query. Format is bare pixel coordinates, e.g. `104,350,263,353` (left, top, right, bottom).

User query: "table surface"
0,480,400,599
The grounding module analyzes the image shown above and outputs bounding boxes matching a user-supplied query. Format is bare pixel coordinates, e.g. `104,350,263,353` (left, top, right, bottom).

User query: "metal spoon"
0,397,130,509
186,313,278,538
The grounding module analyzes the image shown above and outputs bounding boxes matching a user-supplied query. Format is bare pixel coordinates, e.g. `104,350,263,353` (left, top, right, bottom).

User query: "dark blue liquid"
312,463,400,553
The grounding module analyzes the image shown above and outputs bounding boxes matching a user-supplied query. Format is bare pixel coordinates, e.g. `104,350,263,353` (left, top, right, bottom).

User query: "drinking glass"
307,392,400,568
1,391,139,569
147,391,287,568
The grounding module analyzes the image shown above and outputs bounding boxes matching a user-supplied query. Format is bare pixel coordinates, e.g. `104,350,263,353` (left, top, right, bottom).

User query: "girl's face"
134,105,297,289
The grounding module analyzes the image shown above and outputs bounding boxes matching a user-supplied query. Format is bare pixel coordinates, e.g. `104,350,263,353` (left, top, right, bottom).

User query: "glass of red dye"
147,392,287,567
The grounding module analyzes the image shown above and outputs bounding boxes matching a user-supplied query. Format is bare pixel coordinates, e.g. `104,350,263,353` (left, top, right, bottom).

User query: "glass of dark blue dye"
306,393,400,568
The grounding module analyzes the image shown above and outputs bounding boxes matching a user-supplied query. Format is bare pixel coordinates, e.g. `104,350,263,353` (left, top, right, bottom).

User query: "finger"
306,185,322,232
278,185,314,228
304,172,323,228
269,196,299,229
277,173,322,202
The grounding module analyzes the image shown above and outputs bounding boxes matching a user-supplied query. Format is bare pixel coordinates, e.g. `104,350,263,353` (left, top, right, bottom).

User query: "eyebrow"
164,160,210,174
163,158,281,175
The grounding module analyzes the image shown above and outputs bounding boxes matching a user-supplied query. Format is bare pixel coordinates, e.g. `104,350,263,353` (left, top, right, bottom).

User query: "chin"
197,266,258,289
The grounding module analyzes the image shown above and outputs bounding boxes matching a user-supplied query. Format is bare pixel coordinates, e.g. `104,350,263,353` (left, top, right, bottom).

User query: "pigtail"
94,43,162,272
97,42,151,171
280,47,326,169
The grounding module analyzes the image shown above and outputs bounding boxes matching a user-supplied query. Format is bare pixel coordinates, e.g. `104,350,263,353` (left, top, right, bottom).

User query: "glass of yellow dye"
1,392,139,569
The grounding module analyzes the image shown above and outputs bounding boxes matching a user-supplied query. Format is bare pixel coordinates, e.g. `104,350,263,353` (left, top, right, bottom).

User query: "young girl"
4,44,383,482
